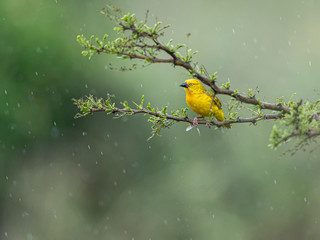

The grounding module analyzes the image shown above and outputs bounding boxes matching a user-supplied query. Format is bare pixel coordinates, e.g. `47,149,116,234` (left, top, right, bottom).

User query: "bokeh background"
1,0,320,239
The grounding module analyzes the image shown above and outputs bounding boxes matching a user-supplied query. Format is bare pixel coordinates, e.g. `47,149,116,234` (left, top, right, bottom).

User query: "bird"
180,79,231,128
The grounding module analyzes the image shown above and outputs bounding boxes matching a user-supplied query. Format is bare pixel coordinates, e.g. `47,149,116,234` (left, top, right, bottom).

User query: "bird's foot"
192,117,199,127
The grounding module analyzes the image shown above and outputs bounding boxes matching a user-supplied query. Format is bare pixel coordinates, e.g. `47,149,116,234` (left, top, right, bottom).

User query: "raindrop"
98,200,104,207
53,121,56,126
88,145,91,150
176,217,180,222
232,28,235,33
270,206,274,211
288,41,292,46
4,232,8,237
122,169,126,174
100,151,104,156
85,84,88,89
17,103,20,108
212,214,215,219
4,90,7,95
5,102,8,106
243,42,246,46
5,176,8,180
304,197,307,202
36,47,42,53
274,179,277,184
51,127,59,137
279,16,282,21
141,84,143,88
22,211,29,217
114,142,119,147
308,61,312,67
35,72,38,76
104,65,108,70
163,219,168,225
114,181,118,186
82,131,87,136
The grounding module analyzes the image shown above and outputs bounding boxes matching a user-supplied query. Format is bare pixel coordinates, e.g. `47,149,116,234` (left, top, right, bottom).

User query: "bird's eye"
189,83,194,86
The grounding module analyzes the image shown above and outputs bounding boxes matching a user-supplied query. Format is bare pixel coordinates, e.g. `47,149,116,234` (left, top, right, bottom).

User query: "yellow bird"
180,79,231,128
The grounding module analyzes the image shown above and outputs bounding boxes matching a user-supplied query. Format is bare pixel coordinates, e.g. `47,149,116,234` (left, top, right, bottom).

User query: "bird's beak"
179,82,188,88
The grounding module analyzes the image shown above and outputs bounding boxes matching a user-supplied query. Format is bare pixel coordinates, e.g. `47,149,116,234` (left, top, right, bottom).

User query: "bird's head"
179,79,205,93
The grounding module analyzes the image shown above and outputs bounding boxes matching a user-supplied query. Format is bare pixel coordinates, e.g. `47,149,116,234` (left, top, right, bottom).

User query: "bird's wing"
205,90,222,107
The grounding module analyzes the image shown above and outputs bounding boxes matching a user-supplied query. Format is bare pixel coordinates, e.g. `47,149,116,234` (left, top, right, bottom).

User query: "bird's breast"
186,92,213,117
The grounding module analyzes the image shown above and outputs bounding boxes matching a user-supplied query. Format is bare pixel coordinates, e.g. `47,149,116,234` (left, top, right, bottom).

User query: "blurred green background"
1,0,320,239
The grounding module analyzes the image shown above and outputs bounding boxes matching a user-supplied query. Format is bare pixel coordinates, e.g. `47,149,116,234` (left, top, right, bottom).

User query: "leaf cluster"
73,95,189,140
269,99,320,150
77,8,198,66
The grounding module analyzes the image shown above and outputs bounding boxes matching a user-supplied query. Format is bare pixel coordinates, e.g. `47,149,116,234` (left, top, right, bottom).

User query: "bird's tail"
214,110,232,128
222,122,232,128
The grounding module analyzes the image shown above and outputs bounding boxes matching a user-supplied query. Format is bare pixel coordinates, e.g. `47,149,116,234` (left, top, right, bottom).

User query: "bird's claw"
192,117,199,127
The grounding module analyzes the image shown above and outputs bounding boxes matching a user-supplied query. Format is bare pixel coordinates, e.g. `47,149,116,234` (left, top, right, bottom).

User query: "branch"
75,95,283,128
75,9,320,150
78,17,290,114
